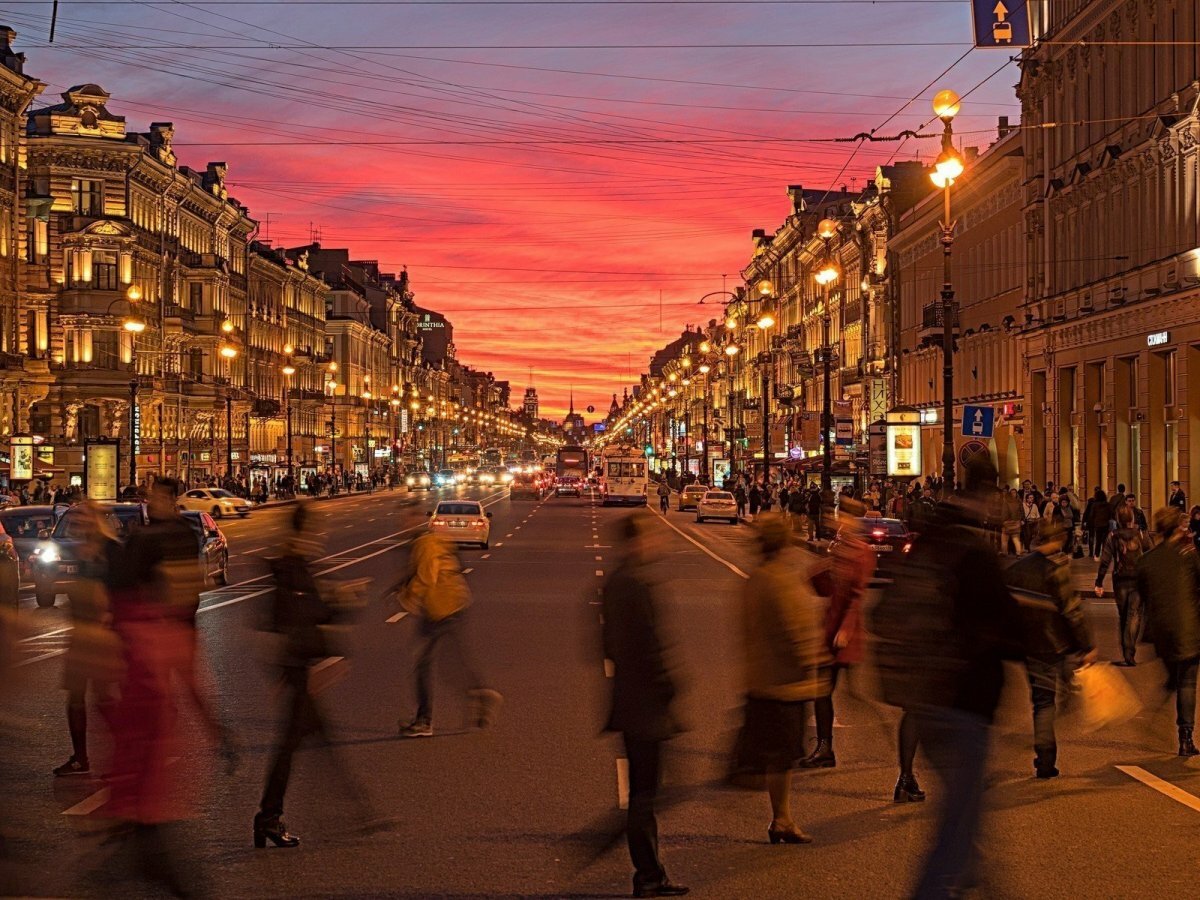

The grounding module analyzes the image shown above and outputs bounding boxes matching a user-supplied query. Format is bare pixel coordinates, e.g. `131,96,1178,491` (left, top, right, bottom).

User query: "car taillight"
903,542,912,553
872,529,885,538
431,518,443,526
476,518,487,526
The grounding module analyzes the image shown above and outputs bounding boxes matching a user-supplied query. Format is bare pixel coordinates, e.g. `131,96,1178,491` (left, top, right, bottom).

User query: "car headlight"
34,545,59,564
406,477,415,485
420,476,430,485
501,473,513,483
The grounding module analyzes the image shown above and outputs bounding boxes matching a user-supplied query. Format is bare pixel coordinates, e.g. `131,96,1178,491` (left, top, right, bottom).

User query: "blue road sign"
962,405,995,439
971,0,1031,49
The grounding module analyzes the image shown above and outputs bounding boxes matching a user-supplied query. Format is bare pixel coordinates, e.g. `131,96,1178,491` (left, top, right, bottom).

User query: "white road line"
604,658,615,678
595,555,603,561
495,542,504,547
63,786,111,816
462,567,474,575
616,757,629,810
481,553,491,560
595,570,604,577
505,533,513,538
653,514,750,580
18,626,71,645
14,649,65,668
1117,765,1200,813
386,611,408,624
242,546,268,555
310,656,345,675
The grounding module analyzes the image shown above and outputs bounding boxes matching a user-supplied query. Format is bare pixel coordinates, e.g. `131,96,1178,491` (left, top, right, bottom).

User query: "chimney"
786,185,806,213
0,26,24,74
998,115,1013,138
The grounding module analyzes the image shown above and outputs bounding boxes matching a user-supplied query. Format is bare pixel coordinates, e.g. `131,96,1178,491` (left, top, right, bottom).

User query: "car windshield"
704,492,734,501
54,508,141,540
0,511,55,537
437,503,481,516
210,489,234,498
684,486,706,495
862,518,907,536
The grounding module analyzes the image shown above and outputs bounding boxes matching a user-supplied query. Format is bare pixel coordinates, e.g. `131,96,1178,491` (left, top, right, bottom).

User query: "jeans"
1170,657,1200,729
1112,579,1143,665
414,612,482,725
1026,656,1073,771
910,705,990,900
623,735,666,888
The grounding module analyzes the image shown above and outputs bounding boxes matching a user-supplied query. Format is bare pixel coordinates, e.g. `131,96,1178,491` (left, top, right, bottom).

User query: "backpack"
1113,531,1145,578
870,527,966,710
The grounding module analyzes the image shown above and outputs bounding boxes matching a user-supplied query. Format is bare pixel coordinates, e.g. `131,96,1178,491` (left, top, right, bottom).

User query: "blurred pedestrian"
1085,488,1110,558
1006,519,1096,778
872,457,1024,898
1169,481,1188,513
52,502,122,777
1095,505,1150,666
1136,507,1200,756
734,514,829,844
733,482,747,520
748,483,761,519
255,502,366,848
601,512,688,898
1189,505,1200,553
394,530,502,737
802,500,871,769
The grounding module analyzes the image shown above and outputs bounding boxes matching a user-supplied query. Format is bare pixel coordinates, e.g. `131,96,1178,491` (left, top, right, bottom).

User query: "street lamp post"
220,342,238,482
930,88,966,493
815,219,840,495
110,290,146,491
724,343,740,474
282,359,296,485
757,351,772,486
698,353,711,484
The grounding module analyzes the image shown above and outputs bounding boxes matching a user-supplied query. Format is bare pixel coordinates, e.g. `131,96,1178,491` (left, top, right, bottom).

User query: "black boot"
1179,727,1199,758
799,739,836,769
893,773,925,803
253,813,300,848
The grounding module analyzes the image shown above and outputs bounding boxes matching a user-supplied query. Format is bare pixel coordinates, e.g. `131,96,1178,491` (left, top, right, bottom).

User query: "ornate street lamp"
815,217,840,496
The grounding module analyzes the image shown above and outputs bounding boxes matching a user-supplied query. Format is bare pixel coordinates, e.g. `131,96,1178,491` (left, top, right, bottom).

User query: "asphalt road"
2,489,1199,899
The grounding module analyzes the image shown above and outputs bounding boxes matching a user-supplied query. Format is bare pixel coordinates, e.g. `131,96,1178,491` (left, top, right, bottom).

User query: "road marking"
481,553,491,560
595,570,604,577
63,786,111,816
1117,765,1200,813
310,656,345,675
604,658,614,678
242,546,268,555
462,567,474,575
653,514,750,579
595,555,603,561
495,542,504,547
386,611,408,624
14,649,66,668
616,758,629,810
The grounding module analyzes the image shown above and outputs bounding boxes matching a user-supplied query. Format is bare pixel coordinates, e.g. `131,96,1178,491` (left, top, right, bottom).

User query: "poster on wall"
886,409,923,479
85,441,119,501
9,436,32,481
712,458,731,486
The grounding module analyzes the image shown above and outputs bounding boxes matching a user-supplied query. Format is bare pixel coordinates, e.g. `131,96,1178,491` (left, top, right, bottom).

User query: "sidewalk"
252,485,416,511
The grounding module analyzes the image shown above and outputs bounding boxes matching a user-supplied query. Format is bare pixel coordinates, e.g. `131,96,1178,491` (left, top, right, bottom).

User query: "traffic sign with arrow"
970,0,1030,47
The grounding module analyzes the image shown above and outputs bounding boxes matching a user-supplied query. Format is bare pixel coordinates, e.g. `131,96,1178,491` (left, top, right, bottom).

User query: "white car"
177,488,252,518
404,470,433,490
696,490,739,524
427,500,492,549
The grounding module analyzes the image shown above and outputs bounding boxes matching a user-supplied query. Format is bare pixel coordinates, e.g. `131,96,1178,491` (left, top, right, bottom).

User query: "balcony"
838,361,865,386
918,301,958,344
180,251,228,271
253,399,282,418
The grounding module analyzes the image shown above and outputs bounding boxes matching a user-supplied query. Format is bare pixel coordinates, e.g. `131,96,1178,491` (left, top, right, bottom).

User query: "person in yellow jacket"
396,531,502,737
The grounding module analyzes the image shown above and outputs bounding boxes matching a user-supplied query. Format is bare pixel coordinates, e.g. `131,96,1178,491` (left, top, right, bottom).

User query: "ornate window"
70,179,103,216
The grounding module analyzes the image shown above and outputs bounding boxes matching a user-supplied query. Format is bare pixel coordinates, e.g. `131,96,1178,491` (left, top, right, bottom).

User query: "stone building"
1018,0,1200,508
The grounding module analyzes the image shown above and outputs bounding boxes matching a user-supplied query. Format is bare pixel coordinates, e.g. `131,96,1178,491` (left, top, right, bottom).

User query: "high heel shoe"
253,815,300,848
893,773,926,803
767,822,812,844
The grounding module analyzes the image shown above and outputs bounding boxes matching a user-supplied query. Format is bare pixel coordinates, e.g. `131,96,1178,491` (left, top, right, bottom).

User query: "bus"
599,444,648,507
482,447,503,468
555,445,589,496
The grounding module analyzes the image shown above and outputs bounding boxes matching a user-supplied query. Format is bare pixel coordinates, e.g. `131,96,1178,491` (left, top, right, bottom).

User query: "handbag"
1072,663,1141,732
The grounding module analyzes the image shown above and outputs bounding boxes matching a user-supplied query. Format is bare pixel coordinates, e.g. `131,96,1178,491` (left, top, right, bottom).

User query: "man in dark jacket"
1136,507,1200,756
1096,505,1151,666
873,456,1024,899
1169,481,1188,513
1006,519,1096,778
601,513,687,898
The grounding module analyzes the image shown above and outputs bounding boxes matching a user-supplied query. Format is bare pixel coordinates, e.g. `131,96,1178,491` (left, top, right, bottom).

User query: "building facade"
1018,0,1200,508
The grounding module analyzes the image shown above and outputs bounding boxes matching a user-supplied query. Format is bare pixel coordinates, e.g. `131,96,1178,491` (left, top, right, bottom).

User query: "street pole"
822,299,832,494
128,378,138,490
940,182,956,494
702,386,709,484
225,393,233,482
285,396,293,484
760,354,771,486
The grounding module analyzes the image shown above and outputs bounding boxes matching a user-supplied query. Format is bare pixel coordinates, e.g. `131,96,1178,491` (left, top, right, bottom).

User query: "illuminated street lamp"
930,88,965,491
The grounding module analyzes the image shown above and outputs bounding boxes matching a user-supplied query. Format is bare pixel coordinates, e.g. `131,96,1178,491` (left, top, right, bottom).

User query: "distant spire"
568,386,574,414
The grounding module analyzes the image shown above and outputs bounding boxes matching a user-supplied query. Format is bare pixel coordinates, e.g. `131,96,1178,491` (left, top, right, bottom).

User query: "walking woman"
736,514,829,844
748,482,762,519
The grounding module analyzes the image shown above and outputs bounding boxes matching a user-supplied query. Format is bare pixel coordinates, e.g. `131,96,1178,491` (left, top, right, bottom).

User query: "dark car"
0,505,59,579
30,502,149,608
831,516,913,578
510,473,544,501
181,510,230,586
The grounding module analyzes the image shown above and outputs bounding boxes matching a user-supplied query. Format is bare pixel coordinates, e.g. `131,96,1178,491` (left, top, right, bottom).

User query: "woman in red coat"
801,501,873,768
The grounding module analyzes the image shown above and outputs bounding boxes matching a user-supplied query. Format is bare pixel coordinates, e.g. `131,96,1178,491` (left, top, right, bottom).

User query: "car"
180,510,230,586
510,473,545,500
677,484,707,511
427,500,492,549
832,516,913,577
696,490,739,524
556,475,583,497
434,469,457,488
178,487,252,518
0,525,18,610
404,468,433,490
0,505,59,578
30,502,149,608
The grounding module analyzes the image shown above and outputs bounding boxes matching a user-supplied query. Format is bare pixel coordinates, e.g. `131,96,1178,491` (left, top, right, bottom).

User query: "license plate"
449,522,467,528
62,564,78,574
875,544,894,553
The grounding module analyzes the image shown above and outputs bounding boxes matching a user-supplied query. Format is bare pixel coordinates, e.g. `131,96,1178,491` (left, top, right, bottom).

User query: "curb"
251,488,419,511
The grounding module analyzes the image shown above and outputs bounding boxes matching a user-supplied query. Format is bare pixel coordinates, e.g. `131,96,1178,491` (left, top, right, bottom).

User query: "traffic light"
644,444,654,457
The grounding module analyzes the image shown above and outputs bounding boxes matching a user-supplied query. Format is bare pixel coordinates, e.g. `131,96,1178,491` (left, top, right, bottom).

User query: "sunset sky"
6,0,1020,419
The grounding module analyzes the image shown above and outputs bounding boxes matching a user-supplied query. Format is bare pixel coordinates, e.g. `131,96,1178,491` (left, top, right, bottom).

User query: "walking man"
395,530,502,737
1096,505,1150,666
601,513,688,898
